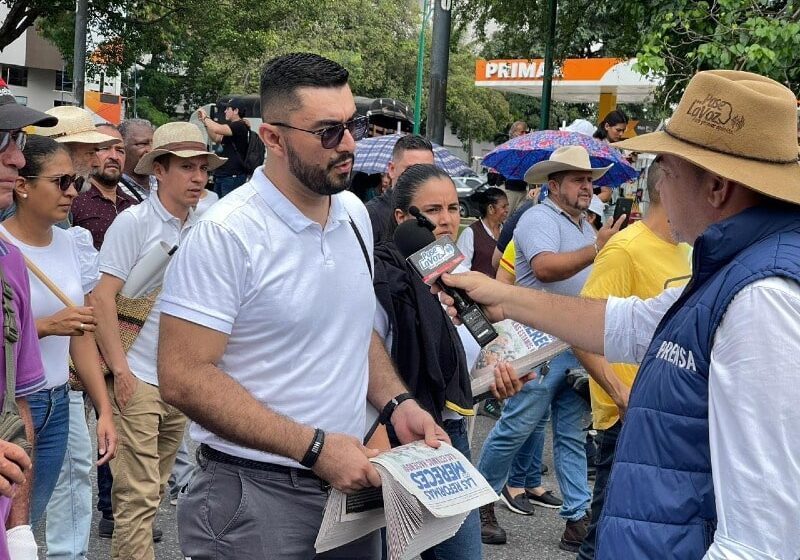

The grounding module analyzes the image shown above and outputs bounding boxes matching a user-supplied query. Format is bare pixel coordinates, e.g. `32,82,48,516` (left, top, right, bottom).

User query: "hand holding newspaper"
470,319,570,402
315,441,497,560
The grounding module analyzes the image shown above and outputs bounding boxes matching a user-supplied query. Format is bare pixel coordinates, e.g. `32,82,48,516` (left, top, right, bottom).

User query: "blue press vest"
596,205,800,559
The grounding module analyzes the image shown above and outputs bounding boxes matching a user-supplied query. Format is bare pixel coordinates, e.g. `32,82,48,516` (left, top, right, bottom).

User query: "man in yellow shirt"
575,162,691,560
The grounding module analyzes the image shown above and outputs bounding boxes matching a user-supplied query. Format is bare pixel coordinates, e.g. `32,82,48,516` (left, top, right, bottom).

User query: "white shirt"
194,189,219,217
160,169,376,468
0,226,99,388
456,219,495,270
99,191,197,386
605,278,800,560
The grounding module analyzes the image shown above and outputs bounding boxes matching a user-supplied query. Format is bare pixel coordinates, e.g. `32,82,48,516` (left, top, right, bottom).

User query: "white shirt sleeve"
98,210,143,282
703,277,800,560
160,220,249,335
68,226,100,294
456,226,475,270
603,286,683,364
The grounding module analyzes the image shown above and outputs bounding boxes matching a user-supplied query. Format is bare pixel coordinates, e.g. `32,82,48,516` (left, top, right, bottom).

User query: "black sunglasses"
23,174,79,192
0,130,27,154
269,115,369,149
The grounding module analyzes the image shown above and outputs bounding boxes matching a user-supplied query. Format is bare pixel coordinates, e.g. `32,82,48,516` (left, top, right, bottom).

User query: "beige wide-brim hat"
135,121,226,175
524,145,613,185
30,106,118,146
615,70,800,205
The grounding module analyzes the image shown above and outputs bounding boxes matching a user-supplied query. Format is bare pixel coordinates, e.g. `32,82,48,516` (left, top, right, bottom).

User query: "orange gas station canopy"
475,58,659,104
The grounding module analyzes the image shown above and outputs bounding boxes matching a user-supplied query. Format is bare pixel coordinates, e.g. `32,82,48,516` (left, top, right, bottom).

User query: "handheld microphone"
394,210,498,347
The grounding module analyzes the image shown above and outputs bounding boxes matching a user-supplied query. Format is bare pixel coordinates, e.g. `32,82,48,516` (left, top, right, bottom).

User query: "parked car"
452,176,488,218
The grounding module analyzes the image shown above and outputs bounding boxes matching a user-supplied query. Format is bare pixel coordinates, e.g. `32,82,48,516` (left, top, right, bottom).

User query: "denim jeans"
45,390,93,559
577,421,621,560
507,410,549,489
28,383,71,526
214,174,248,198
420,418,482,560
168,437,196,496
477,350,591,520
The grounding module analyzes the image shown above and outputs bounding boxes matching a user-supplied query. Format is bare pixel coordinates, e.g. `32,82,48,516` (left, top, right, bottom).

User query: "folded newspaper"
315,441,497,559
470,319,570,402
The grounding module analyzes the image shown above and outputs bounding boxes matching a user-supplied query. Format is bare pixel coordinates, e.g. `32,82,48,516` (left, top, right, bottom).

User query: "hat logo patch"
686,94,745,134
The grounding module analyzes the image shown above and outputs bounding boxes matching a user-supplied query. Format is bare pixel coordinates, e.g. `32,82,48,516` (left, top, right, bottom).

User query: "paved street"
43,414,581,559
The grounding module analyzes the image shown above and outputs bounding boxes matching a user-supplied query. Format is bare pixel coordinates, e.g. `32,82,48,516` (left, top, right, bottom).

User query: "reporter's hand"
391,399,449,448
311,433,382,494
431,272,508,324
489,362,534,400
0,440,31,498
41,306,96,337
95,413,118,465
112,370,138,411
596,214,627,252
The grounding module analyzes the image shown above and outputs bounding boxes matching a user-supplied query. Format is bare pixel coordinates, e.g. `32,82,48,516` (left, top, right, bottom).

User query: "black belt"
199,444,321,480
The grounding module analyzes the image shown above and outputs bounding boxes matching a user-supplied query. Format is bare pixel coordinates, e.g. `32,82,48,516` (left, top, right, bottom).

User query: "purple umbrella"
482,130,638,187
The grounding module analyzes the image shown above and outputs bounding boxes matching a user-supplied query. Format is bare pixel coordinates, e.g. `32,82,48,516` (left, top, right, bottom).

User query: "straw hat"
135,122,226,175
30,106,118,145
524,146,612,185
615,70,800,205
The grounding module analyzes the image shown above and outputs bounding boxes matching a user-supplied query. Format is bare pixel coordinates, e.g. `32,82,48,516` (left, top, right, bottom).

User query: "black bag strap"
348,215,372,279
0,258,21,415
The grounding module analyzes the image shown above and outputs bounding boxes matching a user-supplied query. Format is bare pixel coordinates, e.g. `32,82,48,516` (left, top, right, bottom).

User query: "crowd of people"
0,50,798,560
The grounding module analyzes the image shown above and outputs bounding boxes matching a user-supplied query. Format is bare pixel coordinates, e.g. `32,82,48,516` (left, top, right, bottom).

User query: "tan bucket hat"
30,106,118,145
524,145,612,184
615,70,800,205
134,121,226,175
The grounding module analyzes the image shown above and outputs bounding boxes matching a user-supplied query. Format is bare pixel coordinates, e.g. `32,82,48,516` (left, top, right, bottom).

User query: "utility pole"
413,0,431,135
73,0,88,107
540,0,558,130
426,0,452,145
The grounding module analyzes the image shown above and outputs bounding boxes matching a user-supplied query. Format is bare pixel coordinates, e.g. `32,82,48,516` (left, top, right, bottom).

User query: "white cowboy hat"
30,106,118,146
524,145,612,185
135,121,226,174
615,70,800,205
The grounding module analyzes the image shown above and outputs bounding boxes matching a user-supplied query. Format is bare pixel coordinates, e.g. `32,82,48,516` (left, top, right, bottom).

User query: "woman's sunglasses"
23,174,79,192
0,130,27,153
269,115,369,149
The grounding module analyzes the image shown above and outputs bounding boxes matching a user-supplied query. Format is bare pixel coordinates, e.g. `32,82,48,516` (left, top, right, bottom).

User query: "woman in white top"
456,187,509,276
1,135,117,544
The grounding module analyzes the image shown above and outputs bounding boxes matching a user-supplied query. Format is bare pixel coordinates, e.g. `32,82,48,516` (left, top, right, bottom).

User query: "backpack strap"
0,259,20,415
348,216,373,279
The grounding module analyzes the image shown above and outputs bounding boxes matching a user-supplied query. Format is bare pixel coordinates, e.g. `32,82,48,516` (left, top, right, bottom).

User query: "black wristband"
379,392,415,425
300,428,325,468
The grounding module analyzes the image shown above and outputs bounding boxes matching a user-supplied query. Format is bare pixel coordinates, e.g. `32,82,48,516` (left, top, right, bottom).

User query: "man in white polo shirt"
92,121,226,560
158,52,445,560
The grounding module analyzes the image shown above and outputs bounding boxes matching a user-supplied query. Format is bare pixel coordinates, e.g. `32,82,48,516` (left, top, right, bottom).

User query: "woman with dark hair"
592,110,629,143
457,187,508,276
593,110,630,203
373,163,529,560
0,135,116,553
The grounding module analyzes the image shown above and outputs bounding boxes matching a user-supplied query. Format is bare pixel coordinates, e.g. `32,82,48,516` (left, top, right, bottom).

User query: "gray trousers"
177,451,382,559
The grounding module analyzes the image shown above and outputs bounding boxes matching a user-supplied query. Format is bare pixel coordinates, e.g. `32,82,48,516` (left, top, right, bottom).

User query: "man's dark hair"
391,134,434,161
259,53,349,120
153,153,172,170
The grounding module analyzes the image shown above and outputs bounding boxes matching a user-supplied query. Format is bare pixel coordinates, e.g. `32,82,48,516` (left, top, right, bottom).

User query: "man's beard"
286,142,353,196
92,168,121,188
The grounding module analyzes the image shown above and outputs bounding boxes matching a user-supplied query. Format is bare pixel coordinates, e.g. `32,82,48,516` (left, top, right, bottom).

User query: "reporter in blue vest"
432,70,800,560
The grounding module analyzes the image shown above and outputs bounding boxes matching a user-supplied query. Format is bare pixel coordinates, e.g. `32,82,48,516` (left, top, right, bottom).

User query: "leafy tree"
633,0,800,103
